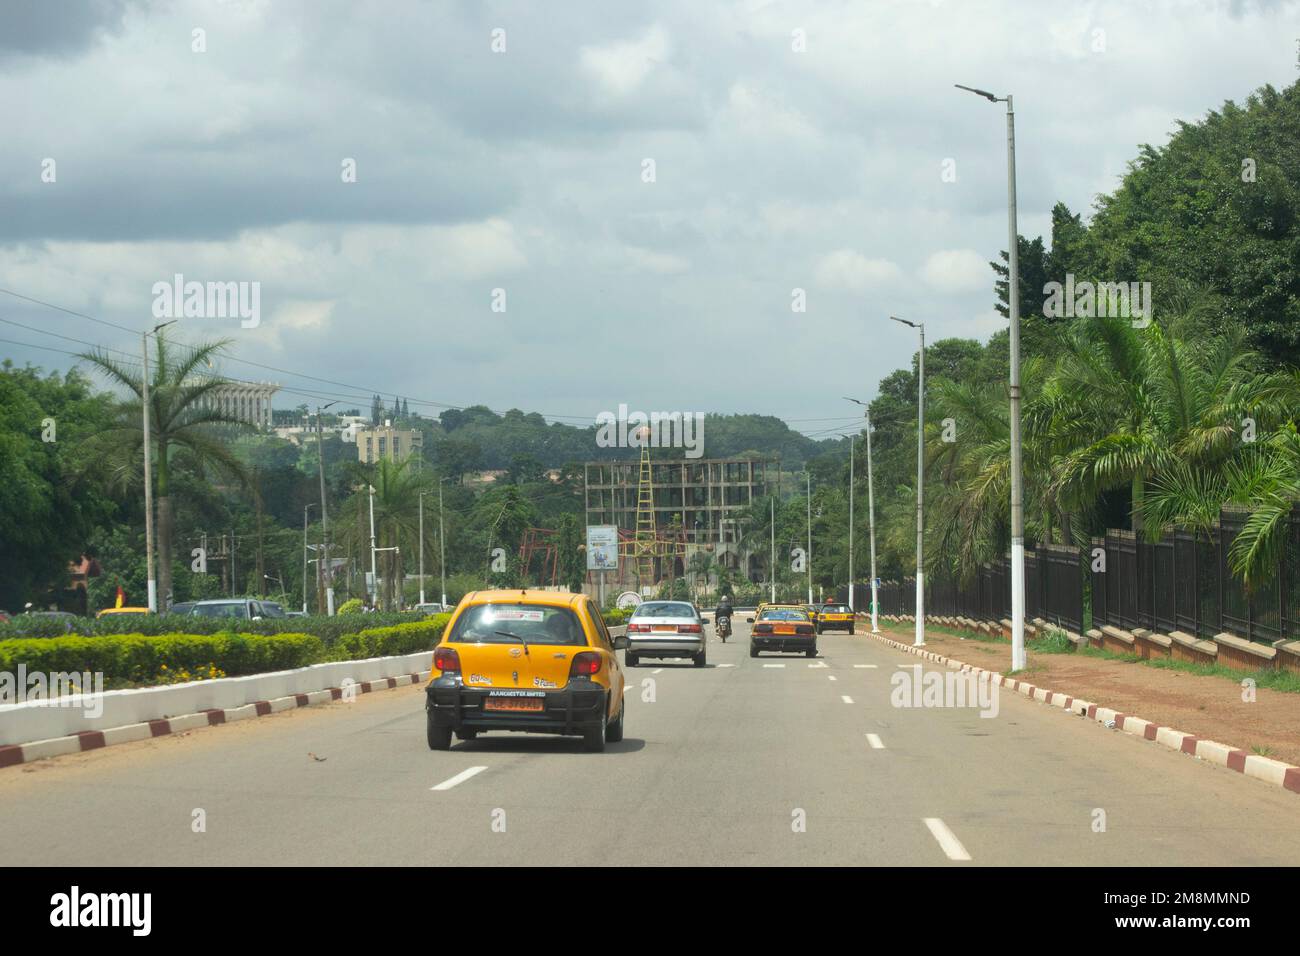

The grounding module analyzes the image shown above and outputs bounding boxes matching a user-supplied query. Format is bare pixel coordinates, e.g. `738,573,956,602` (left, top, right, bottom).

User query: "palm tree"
336,456,437,609
1045,318,1282,534
80,334,249,608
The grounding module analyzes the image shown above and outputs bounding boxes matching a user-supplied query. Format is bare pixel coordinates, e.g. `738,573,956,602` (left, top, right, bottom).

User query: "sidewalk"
877,621,1300,767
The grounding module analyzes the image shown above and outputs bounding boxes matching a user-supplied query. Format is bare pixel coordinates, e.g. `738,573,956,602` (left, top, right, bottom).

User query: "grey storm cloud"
0,0,1296,426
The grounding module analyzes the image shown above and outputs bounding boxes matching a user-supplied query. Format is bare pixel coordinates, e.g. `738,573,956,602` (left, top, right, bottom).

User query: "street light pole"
368,483,378,609
845,398,881,634
316,401,337,615
438,478,447,608
769,496,776,604
419,491,426,607
848,433,855,612
141,319,175,613
891,316,925,647
806,472,813,605
302,503,315,614
957,83,1025,670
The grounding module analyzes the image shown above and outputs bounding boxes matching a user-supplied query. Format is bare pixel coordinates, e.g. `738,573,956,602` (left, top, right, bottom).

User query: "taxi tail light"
570,652,602,676
433,646,461,672
753,623,773,634
795,624,814,635
677,624,702,633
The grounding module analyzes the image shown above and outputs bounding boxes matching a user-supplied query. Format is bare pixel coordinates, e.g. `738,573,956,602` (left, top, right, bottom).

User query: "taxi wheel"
607,699,625,743
805,647,817,658
584,705,608,753
749,643,758,658
849,626,856,635
426,715,452,751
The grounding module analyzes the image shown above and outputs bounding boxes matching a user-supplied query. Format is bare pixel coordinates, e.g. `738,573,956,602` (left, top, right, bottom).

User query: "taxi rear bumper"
425,674,607,735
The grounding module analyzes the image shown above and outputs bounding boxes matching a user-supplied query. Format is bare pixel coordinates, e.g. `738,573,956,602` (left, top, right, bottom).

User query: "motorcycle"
716,615,732,642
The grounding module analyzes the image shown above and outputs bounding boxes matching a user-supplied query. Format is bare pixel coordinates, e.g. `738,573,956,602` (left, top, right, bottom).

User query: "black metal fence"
870,507,1300,645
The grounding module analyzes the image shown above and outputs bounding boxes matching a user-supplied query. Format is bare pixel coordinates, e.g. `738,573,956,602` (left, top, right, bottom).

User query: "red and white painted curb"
0,671,431,770
869,631,1300,798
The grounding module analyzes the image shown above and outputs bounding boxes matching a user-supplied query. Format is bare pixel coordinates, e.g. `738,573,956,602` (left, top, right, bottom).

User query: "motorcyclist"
714,595,734,632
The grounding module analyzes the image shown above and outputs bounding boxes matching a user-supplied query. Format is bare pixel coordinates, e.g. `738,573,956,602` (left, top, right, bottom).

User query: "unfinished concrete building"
583,457,771,589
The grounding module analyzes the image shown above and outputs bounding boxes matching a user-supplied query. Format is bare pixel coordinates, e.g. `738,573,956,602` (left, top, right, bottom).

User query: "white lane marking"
840,695,854,704
854,664,878,669
828,675,838,681
762,663,785,668
430,766,488,791
717,663,736,668
896,664,914,669
924,818,972,861
652,668,664,674
622,685,632,693
865,733,885,750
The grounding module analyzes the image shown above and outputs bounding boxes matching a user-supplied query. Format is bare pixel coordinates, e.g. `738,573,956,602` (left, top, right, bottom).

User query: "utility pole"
865,407,880,634
302,503,315,614
141,320,175,612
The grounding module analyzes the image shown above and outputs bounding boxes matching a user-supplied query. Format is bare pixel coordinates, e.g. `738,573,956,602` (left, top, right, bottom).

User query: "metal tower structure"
631,444,657,586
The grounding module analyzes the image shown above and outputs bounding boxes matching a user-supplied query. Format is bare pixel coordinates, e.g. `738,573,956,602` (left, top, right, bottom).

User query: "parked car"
414,602,450,615
749,604,817,658
186,599,287,620
168,602,195,616
425,590,628,752
624,600,707,667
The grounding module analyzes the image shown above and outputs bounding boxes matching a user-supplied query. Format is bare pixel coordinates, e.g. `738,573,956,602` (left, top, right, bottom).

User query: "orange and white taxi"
425,590,627,752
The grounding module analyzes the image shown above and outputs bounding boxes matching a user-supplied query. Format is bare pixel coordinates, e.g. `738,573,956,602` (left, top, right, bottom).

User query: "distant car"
425,590,628,752
414,602,450,615
816,604,856,635
749,604,817,658
285,610,308,618
625,600,707,667
168,602,196,616
95,607,151,619
188,599,286,620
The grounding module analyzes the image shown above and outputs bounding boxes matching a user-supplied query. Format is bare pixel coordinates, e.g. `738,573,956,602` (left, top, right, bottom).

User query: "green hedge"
600,607,633,626
0,616,450,688
0,610,427,642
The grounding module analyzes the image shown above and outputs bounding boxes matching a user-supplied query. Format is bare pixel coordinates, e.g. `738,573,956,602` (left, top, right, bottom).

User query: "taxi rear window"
447,603,587,646
823,605,851,613
758,607,810,622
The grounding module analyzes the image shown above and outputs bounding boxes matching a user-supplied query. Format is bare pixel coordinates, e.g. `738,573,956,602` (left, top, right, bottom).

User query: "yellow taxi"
749,603,818,658
95,607,151,619
816,603,856,635
425,590,627,753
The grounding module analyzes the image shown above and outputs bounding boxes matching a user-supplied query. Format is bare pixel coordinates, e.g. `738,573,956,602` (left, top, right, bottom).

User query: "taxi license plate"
484,696,545,713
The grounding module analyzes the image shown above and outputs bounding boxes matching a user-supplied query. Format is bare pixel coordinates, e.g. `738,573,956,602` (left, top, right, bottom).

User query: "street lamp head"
150,319,177,336
890,315,919,329
955,83,1000,103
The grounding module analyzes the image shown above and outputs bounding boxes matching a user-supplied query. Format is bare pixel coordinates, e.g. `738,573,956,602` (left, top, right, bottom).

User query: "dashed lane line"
430,766,488,792
924,818,972,861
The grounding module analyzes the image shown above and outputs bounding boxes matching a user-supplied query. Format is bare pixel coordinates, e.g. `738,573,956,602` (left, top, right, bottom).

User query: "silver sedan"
624,601,707,667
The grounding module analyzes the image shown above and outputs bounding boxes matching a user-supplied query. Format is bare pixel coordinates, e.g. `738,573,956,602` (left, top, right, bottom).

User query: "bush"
327,616,451,661
0,610,426,643
0,632,324,686
600,607,633,626
337,598,363,616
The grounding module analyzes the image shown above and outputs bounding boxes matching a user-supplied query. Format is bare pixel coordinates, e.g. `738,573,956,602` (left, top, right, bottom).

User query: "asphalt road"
2,620,1298,866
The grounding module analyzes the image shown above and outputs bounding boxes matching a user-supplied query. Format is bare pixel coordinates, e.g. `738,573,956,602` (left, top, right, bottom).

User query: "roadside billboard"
586,525,619,571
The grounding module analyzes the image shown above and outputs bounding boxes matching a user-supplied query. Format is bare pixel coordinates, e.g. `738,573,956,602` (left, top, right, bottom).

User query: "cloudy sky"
1,0,1296,438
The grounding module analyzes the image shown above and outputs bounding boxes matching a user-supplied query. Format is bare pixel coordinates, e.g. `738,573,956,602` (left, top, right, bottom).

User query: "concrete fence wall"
0,649,435,747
